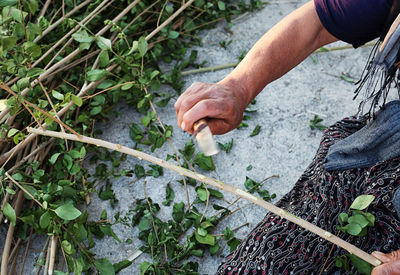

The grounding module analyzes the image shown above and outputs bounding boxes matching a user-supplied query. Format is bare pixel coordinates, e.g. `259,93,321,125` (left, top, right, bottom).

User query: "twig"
181,62,238,76
146,0,195,41
43,238,51,275
5,172,45,208
0,64,118,165
37,0,52,20
0,81,81,137
48,235,57,275
33,237,50,275
180,42,377,76
0,0,138,122
7,238,21,275
0,191,24,275
18,227,33,275
34,0,92,43
28,127,382,267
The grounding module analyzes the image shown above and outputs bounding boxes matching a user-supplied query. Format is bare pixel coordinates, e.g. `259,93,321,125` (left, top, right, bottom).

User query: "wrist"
217,77,252,112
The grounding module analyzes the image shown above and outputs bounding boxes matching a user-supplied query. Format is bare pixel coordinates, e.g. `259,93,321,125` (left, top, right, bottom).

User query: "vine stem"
28,127,382,267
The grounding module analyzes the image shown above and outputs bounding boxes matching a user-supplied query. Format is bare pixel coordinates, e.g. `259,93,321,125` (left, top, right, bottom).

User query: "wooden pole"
27,127,382,267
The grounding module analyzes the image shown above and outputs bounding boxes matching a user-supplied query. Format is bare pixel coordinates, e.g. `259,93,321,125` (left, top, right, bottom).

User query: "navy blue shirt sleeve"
314,0,393,47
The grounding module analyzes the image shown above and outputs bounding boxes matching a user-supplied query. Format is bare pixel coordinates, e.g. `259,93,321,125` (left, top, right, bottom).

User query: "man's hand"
372,250,400,275
174,81,248,135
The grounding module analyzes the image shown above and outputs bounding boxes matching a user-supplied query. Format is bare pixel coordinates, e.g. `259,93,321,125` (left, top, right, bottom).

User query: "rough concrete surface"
2,0,391,274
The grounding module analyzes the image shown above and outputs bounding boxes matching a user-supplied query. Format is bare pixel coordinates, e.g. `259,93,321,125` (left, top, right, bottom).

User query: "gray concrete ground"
87,1,378,274
2,0,389,274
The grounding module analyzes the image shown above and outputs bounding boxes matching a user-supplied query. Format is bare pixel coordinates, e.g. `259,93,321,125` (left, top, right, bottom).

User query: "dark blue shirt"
314,0,393,47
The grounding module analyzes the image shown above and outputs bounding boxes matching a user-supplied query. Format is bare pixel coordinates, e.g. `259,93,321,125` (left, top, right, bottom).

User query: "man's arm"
175,0,338,135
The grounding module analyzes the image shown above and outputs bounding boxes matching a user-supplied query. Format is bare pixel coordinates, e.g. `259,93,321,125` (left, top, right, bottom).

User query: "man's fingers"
373,250,400,263
373,251,393,263
372,260,400,275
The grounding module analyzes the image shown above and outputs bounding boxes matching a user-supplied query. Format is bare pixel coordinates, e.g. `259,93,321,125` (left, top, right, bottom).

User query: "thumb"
373,251,392,263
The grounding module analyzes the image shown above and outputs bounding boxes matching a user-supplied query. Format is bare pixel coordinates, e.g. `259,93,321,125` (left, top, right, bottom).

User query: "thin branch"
0,191,24,275
28,127,382,267
146,0,195,41
37,0,52,20
48,235,57,275
5,172,45,208
18,227,33,275
34,0,92,43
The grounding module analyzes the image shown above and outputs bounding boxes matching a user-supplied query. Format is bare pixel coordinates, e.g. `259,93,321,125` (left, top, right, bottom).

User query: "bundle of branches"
0,0,263,274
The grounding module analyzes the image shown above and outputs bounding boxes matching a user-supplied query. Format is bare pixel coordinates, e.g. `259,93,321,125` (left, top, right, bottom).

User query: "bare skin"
175,1,400,273
175,1,337,134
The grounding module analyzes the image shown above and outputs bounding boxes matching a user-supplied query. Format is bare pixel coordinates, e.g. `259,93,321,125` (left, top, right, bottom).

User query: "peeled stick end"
193,120,219,156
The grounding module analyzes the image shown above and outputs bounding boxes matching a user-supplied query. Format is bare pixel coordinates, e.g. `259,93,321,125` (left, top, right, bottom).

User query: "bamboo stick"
27,127,382,267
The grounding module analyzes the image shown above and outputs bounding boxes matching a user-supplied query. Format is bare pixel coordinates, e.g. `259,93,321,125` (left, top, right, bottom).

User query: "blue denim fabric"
324,100,400,171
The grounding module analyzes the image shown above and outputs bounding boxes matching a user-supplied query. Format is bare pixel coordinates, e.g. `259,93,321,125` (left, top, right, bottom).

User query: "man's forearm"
219,1,338,107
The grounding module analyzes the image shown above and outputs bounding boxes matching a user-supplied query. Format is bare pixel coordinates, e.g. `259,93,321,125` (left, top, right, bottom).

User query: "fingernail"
181,122,186,130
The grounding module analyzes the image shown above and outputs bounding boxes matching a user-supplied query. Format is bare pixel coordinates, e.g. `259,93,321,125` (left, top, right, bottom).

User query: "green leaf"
138,217,151,231
0,0,17,7
49,153,60,164
94,258,115,275
26,68,44,78
350,195,375,210
169,31,180,39
113,260,132,273
140,262,152,275
209,243,220,255
90,106,102,115
194,153,215,171
138,36,148,57
98,51,109,67
71,94,83,107
348,254,373,275
338,212,348,225
39,211,51,229
54,203,82,221
5,186,15,195
72,30,94,43
195,231,215,245
51,90,64,101
344,223,362,236
7,128,19,137
162,183,175,206
96,36,112,50
218,138,233,153
3,202,16,226
172,202,185,223
2,36,17,51
134,164,145,179
196,188,208,202
197,227,208,237
86,69,108,82
218,1,226,10
250,125,261,137
348,214,369,228
121,82,133,90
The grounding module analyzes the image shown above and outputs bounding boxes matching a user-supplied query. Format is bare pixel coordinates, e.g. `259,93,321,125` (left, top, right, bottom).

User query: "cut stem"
28,127,382,267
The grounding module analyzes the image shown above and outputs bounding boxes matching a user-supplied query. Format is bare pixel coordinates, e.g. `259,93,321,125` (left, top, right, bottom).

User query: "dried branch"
28,127,382,267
